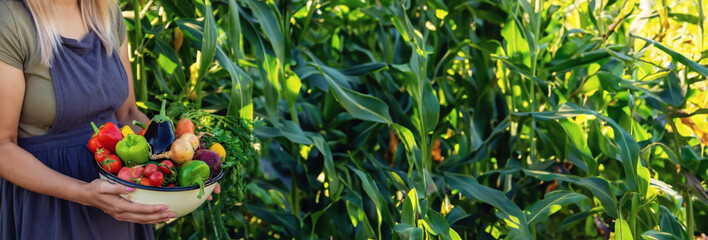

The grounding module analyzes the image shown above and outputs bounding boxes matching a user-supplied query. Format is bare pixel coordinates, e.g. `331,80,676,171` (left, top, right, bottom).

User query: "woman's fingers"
106,197,174,223
111,202,175,224
89,179,174,224
94,179,134,195
207,183,221,201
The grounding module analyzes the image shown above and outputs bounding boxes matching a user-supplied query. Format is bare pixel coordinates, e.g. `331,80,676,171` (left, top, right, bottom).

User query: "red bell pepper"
91,121,123,153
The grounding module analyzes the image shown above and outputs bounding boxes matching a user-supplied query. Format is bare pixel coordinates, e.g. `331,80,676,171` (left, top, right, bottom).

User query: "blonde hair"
24,0,120,66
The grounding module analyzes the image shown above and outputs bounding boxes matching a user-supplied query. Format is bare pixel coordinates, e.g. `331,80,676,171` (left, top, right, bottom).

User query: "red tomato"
147,172,164,187
87,137,105,153
100,155,122,174
94,148,110,163
144,163,159,177
159,160,175,175
117,167,132,182
129,165,144,183
165,183,175,187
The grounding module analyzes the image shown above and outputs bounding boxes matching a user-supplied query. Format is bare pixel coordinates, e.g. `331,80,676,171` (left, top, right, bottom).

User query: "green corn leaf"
659,206,689,240
526,191,588,226
349,167,389,240
514,103,646,195
284,70,302,108
392,124,424,178
149,61,175,98
557,208,604,232
317,65,393,124
558,119,593,172
244,0,285,66
657,71,685,107
196,0,217,83
311,135,341,201
401,188,420,226
547,46,623,72
338,62,389,76
445,174,532,239
344,191,376,238
632,34,708,84
153,39,186,87
641,230,681,240
246,205,302,238
615,218,634,240
523,170,619,218
172,18,253,120
227,0,243,59
424,210,458,240
393,223,424,240
501,18,531,67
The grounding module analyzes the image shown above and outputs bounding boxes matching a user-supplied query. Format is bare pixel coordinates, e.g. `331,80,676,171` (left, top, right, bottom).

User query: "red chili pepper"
91,121,123,153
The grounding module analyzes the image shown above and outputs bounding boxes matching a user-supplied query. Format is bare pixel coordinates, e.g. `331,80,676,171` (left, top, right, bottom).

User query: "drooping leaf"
526,191,588,226
311,135,341,201
641,230,681,240
658,206,689,239
393,223,424,240
632,34,708,84
246,205,302,238
317,64,393,124
524,170,619,218
515,103,645,195
445,174,531,239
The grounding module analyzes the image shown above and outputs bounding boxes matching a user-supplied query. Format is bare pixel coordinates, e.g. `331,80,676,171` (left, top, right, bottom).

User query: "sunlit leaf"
446,174,532,239
526,191,588,226
615,218,633,240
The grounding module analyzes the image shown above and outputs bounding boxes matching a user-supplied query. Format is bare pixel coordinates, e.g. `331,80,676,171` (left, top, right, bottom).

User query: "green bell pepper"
178,160,210,199
116,134,150,166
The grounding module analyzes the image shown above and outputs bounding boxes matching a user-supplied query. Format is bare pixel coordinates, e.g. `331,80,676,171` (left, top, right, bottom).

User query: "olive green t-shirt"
0,0,126,138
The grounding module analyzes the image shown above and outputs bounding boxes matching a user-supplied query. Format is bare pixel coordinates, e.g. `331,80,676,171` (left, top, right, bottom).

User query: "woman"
0,0,217,239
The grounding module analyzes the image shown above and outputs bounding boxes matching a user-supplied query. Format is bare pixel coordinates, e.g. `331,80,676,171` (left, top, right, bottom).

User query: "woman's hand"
85,179,175,224
207,182,221,201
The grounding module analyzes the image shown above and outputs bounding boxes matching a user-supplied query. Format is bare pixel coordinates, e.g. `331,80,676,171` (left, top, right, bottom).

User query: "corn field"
120,0,708,239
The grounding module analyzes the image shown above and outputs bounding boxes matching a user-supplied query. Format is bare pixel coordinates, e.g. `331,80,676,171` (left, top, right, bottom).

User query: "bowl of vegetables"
88,101,226,218
93,161,223,218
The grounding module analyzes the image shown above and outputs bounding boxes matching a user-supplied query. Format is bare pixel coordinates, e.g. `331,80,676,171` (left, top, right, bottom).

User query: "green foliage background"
119,0,708,239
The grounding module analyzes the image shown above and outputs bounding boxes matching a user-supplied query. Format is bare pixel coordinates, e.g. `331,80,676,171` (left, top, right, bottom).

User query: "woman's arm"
114,39,149,133
0,60,173,224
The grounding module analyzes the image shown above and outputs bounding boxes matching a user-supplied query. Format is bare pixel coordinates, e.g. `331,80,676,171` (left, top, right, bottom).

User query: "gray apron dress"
0,30,153,239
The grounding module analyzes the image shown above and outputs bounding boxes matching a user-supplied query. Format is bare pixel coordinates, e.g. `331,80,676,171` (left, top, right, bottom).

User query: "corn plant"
119,0,708,239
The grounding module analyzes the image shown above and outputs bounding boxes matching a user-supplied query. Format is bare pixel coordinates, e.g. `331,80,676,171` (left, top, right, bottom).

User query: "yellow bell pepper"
120,125,135,137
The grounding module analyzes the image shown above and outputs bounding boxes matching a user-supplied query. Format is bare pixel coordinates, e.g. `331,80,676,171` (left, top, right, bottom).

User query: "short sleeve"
112,4,127,47
0,1,26,70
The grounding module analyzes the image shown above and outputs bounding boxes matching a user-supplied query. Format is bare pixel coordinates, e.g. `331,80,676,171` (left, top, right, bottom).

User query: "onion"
150,137,194,164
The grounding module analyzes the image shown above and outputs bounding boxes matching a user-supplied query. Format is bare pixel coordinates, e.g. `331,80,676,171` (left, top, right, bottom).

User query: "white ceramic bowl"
94,161,224,218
